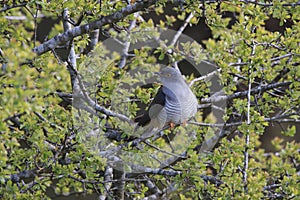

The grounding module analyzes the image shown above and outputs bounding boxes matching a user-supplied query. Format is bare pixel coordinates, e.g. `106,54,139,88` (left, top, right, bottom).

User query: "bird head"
155,67,183,86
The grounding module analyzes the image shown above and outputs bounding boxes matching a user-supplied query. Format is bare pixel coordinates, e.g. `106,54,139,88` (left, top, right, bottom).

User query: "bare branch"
56,88,132,123
170,12,194,47
243,66,252,193
0,3,28,12
240,0,300,7
33,111,63,130
201,81,293,104
33,0,160,55
270,53,293,62
189,121,243,127
4,16,27,20
127,167,181,176
63,9,77,68
63,8,79,95
99,166,113,200
118,12,138,69
189,68,221,87
144,179,162,196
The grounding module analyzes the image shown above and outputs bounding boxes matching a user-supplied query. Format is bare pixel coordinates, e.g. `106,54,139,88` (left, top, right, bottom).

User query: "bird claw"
169,122,175,130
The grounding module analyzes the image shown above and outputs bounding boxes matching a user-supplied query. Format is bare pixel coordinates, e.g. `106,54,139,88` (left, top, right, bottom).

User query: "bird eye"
165,73,171,77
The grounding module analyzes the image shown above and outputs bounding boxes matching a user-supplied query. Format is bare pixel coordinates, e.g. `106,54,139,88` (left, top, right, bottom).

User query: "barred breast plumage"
135,67,198,133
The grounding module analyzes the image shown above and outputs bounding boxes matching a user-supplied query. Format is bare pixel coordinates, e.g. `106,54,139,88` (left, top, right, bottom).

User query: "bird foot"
169,122,175,130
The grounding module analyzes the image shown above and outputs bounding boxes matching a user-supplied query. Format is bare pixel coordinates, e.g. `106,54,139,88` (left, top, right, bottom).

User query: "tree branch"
118,12,138,69
63,8,78,88
240,0,300,7
201,81,293,104
33,0,159,55
169,11,195,47
112,168,125,200
99,166,113,200
0,3,28,12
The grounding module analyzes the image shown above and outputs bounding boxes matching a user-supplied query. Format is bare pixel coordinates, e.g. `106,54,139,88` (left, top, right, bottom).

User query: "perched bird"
135,67,198,135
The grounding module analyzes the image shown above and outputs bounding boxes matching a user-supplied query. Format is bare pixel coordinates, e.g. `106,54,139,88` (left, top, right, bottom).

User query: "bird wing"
134,86,166,127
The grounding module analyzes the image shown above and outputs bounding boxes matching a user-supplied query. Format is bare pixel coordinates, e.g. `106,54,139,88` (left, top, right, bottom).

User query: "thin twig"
144,140,187,159
189,68,221,87
201,81,292,104
170,12,194,47
240,0,300,7
243,42,255,193
33,111,63,130
270,53,293,62
118,13,138,69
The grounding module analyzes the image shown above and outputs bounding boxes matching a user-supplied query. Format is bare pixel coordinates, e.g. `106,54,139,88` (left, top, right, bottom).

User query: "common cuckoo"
135,67,198,133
